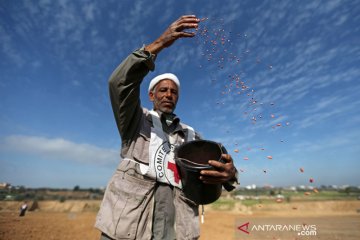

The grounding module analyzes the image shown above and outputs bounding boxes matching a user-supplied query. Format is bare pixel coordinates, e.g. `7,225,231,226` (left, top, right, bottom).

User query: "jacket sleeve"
223,170,239,191
108,47,156,143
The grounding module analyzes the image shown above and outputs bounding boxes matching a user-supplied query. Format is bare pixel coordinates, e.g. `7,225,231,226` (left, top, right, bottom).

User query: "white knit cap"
148,73,180,93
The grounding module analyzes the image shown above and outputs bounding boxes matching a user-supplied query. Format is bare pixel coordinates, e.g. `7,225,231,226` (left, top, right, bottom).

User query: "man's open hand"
199,154,237,184
145,15,200,54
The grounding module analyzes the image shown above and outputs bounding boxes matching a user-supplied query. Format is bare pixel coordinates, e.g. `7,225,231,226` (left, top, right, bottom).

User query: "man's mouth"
162,101,174,106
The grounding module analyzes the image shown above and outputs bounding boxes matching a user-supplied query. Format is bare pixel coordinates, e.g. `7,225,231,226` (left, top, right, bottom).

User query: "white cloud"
291,129,358,154
157,46,196,73
0,25,24,67
0,135,118,166
305,95,347,114
82,2,96,21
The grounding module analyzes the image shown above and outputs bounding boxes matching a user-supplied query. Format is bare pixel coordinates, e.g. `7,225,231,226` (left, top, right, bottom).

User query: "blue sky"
1,0,359,188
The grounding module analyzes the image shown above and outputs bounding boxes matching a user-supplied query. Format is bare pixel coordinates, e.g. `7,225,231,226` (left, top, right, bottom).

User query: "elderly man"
95,15,238,240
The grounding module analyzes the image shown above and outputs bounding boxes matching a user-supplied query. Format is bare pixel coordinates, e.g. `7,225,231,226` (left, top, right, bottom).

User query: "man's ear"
149,91,155,102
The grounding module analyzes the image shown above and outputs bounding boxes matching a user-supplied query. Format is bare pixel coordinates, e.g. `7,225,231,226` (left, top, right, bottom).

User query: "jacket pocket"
113,170,155,239
96,164,155,240
132,132,150,164
174,188,200,240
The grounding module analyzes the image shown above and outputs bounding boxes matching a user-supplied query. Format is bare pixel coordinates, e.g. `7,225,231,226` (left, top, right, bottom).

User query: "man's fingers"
176,15,200,24
172,31,196,38
199,153,236,184
207,154,232,169
173,23,198,34
207,160,225,170
173,16,199,32
161,15,199,45
145,15,199,54
200,169,223,177
199,171,233,184
199,175,228,184
221,154,233,163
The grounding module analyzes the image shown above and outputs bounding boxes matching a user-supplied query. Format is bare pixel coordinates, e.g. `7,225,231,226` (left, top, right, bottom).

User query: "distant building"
283,186,296,191
0,182,11,189
245,184,257,190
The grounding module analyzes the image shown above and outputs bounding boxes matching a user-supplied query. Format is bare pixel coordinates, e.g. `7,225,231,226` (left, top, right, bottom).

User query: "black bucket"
175,140,227,205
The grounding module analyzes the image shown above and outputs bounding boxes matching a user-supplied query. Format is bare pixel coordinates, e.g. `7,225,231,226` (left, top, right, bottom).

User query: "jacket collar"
146,109,185,135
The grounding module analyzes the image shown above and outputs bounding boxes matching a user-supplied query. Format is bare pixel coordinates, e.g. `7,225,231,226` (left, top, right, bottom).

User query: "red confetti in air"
243,157,249,160
234,149,239,153
309,178,314,183
300,168,304,173
267,156,273,160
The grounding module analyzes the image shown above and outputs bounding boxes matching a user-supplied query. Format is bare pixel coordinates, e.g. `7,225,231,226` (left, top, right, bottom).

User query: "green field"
213,189,360,209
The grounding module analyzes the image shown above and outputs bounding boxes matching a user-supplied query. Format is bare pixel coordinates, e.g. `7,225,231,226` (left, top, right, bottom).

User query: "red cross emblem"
167,161,180,184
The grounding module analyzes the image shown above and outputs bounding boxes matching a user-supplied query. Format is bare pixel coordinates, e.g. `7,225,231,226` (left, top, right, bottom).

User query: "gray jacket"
95,48,201,240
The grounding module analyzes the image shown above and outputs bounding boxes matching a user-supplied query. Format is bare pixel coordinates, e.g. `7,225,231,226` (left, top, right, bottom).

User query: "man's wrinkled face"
149,79,179,113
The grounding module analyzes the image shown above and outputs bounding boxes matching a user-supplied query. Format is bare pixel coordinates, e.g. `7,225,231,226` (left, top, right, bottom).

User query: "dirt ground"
0,200,359,240
200,212,360,240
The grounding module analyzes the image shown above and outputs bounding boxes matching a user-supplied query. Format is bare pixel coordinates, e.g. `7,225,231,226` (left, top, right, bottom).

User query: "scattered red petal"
243,157,249,160
300,168,304,173
234,149,239,153
267,156,273,160
309,178,314,183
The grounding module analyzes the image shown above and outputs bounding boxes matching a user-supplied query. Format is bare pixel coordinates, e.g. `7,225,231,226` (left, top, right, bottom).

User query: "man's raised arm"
145,15,199,55
108,15,200,141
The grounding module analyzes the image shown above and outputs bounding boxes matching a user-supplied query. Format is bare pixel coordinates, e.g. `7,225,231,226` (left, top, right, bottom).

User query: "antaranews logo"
237,222,250,234
236,221,317,237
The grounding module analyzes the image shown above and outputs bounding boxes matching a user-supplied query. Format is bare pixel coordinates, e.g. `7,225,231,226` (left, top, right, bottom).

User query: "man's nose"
165,90,173,98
